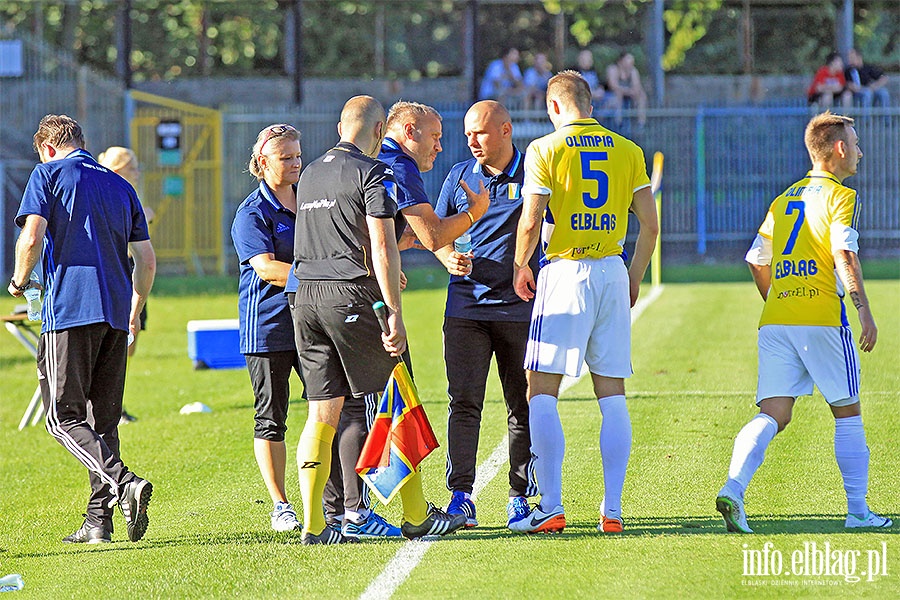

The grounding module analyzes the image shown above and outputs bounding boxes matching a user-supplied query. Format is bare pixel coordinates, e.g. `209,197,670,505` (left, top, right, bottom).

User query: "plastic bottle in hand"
23,273,41,321
453,232,472,254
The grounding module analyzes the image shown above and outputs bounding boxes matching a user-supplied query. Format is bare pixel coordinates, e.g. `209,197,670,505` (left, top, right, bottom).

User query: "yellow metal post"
650,151,664,289
127,90,223,274
212,109,224,274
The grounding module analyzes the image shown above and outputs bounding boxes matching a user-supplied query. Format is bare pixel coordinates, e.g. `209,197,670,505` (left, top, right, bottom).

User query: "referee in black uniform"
292,95,465,544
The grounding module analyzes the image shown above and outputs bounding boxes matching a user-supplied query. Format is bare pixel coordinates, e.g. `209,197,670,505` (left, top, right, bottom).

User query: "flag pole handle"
372,301,390,334
373,301,405,365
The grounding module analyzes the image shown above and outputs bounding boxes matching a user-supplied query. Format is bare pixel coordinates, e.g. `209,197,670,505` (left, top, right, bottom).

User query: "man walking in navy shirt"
434,101,539,528
9,115,157,544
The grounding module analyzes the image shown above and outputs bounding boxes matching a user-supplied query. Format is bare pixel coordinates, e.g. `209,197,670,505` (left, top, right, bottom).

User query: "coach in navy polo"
378,101,489,253
434,101,540,529
233,180,296,355
231,124,306,533
9,114,156,544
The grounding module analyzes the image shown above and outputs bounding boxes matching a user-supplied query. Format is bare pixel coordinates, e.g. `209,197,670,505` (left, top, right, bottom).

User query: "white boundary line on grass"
359,285,664,600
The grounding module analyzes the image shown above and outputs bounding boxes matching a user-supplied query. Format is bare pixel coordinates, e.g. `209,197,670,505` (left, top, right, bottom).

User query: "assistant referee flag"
356,362,439,504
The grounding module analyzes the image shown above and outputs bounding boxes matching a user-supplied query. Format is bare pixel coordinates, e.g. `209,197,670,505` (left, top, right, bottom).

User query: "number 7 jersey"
757,170,860,327
522,118,651,262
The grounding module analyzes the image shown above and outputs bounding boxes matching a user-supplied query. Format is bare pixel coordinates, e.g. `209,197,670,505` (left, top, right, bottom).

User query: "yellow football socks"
399,469,429,525
297,420,336,535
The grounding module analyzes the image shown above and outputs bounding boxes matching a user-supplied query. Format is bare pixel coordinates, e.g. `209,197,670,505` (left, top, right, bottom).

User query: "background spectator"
808,52,851,108
524,52,553,109
97,146,154,425
479,47,526,107
845,48,890,108
574,49,607,110
605,51,648,127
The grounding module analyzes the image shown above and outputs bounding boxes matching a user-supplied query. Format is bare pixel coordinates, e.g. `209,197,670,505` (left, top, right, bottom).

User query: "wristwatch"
9,277,29,291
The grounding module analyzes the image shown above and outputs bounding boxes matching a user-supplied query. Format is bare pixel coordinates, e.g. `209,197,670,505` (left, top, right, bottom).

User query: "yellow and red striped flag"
355,362,439,504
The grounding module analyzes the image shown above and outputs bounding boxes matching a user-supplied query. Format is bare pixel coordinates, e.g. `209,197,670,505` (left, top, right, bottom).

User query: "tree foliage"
1,0,897,80
661,0,721,70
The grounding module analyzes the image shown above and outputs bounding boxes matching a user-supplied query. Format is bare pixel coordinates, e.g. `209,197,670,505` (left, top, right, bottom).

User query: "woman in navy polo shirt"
230,124,303,532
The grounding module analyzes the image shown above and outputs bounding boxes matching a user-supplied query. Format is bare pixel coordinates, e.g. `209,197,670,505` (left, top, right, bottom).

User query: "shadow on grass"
660,258,898,283
0,355,36,368
151,276,238,297
11,514,893,559
612,514,898,537
448,514,899,540
8,529,406,559
451,519,725,540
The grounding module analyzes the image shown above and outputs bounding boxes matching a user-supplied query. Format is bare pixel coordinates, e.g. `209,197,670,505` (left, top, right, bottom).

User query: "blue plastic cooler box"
187,319,245,370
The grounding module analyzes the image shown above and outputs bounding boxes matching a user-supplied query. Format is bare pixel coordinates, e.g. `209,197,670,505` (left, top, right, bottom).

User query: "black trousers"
443,317,536,497
39,323,137,529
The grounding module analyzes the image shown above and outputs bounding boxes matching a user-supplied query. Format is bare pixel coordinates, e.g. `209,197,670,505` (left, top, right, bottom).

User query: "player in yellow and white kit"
510,71,659,534
716,112,891,533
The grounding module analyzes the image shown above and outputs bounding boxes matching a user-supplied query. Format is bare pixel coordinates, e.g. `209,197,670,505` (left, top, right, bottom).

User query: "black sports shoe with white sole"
62,521,112,544
301,527,358,545
401,504,467,540
119,478,153,542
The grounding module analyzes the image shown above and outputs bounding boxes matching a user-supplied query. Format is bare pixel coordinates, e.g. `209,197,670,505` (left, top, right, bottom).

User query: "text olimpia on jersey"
758,170,860,327
522,118,650,261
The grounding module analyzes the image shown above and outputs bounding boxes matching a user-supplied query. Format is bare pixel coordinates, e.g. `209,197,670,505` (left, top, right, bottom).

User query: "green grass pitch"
0,268,897,598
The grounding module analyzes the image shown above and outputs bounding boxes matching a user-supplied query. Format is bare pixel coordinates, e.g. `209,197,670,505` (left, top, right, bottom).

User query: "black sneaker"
401,503,467,540
119,409,138,425
301,527,358,545
119,478,153,542
62,521,111,544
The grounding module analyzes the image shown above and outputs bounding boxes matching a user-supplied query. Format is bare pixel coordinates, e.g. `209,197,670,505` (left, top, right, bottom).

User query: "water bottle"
453,232,472,254
0,574,24,592
23,272,41,321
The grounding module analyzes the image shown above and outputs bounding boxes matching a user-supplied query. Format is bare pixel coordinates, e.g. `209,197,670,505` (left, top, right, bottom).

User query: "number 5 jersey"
521,118,651,263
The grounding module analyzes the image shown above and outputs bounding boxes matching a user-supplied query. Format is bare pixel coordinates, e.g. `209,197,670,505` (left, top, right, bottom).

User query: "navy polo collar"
63,148,93,161
471,146,523,179
382,137,404,153
258,181,295,212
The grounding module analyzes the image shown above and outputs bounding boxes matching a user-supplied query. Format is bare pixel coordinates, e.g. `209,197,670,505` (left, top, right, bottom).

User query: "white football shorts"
756,324,860,406
524,256,632,378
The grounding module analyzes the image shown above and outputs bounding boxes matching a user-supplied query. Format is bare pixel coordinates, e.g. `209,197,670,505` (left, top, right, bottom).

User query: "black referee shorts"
292,279,396,401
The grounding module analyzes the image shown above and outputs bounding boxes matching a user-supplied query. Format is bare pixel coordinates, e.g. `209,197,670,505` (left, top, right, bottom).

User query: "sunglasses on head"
260,124,296,152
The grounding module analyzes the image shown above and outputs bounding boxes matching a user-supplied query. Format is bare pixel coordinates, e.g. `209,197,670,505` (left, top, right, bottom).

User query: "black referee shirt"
293,142,400,281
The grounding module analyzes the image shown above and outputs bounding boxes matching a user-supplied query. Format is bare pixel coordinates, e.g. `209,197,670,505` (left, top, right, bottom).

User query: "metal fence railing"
3,100,898,279
221,103,899,266
0,31,127,280
0,32,126,158
645,106,900,257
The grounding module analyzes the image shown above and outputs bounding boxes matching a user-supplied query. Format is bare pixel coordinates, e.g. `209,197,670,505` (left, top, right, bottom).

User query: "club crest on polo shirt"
508,183,520,200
